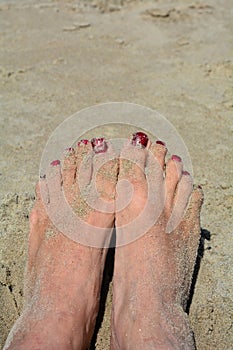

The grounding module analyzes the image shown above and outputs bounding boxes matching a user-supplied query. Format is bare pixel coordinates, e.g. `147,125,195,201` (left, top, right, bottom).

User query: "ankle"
4,311,86,350
112,302,195,350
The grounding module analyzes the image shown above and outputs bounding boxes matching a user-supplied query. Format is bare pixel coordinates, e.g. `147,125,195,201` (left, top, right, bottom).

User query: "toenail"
156,140,166,146
50,159,60,166
171,155,182,162
198,185,202,189
77,139,89,146
91,137,108,153
65,147,75,153
182,170,190,175
131,131,148,148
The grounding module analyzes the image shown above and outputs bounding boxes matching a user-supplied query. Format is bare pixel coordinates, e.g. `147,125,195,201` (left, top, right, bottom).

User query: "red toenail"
171,155,182,162
131,132,148,148
182,170,190,175
65,147,74,153
198,185,202,189
91,137,108,153
77,139,89,146
156,140,166,146
50,159,60,166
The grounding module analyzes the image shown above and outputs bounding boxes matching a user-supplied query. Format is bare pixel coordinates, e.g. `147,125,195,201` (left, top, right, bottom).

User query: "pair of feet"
4,132,203,350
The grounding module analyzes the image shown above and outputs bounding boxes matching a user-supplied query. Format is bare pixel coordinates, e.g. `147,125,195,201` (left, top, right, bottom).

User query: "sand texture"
0,0,232,348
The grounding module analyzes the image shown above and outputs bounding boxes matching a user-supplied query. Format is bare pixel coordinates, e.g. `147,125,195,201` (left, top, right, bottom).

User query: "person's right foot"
4,138,118,350
111,134,203,350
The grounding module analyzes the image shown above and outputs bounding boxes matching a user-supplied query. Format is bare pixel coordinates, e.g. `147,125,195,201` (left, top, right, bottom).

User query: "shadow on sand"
186,228,211,314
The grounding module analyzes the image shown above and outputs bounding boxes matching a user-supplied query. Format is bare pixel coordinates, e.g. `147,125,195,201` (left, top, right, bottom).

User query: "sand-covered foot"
4,138,118,350
111,133,203,350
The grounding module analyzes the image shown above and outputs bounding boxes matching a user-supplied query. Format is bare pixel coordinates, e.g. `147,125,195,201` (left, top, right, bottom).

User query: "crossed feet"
4,133,203,350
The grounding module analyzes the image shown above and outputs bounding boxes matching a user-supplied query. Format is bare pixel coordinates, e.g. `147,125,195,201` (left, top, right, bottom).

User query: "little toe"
188,185,204,213
29,178,49,269
166,171,193,233
183,186,204,266
32,177,49,228
35,176,49,206
183,185,204,228
164,155,183,211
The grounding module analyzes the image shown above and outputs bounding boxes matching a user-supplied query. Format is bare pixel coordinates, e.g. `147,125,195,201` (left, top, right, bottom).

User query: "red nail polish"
171,155,182,162
91,137,108,153
182,170,190,175
65,147,74,153
50,159,60,166
198,185,202,189
131,132,148,148
77,139,89,146
156,140,166,146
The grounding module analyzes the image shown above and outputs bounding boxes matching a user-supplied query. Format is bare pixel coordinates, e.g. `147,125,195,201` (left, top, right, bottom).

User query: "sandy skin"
111,137,203,349
4,139,118,350
4,135,203,349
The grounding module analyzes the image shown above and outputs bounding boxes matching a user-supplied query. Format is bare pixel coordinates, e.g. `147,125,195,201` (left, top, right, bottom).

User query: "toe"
187,185,204,214
146,147,165,205
33,177,49,225
76,139,93,192
46,160,62,206
146,140,167,198
166,171,193,233
119,132,149,184
92,140,118,202
35,176,49,206
183,185,204,231
148,140,167,169
88,139,118,216
116,133,149,222
164,155,183,212
29,178,49,270
62,148,77,190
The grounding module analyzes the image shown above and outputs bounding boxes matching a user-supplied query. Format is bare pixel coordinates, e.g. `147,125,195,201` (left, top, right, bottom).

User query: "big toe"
116,132,150,225
118,132,148,184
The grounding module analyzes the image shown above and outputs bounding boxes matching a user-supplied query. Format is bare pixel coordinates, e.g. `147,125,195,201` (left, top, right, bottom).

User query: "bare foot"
4,138,118,350
111,133,203,350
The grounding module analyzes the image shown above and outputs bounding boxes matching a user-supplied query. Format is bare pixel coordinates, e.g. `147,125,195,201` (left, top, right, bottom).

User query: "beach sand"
0,0,232,348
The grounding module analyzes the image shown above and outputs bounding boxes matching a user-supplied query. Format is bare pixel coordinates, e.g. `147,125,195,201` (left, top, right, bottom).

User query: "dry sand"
0,0,232,348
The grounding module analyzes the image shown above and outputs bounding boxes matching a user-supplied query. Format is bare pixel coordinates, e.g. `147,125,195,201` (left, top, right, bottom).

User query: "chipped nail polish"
77,139,89,146
198,185,202,189
182,170,190,175
65,147,74,153
171,155,182,162
91,137,108,153
156,140,166,146
50,159,60,166
131,132,148,148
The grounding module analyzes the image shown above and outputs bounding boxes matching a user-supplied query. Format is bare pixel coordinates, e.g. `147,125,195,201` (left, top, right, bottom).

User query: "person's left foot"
111,134,203,350
4,139,118,350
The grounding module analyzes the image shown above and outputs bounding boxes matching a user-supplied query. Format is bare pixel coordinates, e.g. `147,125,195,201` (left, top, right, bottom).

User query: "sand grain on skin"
0,0,233,348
